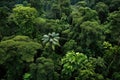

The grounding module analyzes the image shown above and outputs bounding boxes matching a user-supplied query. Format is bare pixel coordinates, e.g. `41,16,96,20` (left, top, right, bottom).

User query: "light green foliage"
61,51,104,80
0,35,41,80
42,32,60,50
29,57,55,80
34,17,46,25
8,5,38,36
61,51,88,79
10,5,38,26
23,73,31,80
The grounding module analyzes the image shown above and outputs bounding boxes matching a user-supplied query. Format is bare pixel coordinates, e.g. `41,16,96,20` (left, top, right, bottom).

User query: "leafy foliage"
61,51,105,80
29,57,55,80
63,39,77,53
103,41,120,79
42,32,60,50
107,9,120,44
8,5,38,36
95,2,109,23
0,35,41,80
0,0,120,80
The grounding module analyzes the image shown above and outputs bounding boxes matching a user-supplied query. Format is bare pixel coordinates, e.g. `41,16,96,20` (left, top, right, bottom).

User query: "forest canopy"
0,0,120,80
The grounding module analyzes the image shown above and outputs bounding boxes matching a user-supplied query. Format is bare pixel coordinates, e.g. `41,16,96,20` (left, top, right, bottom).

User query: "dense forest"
0,0,120,80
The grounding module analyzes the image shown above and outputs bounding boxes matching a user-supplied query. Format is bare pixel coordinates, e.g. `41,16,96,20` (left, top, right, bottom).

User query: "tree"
0,35,41,80
0,0,120,80
29,57,55,80
85,0,96,8
8,5,38,37
75,1,87,7
69,20,105,56
61,51,105,80
51,4,61,19
42,32,60,51
79,21,104,48
69,6,99,28
95,2,109,23
103,41,120,79
60,0,71,16
61,51,89,79
0,0,16,8
30,0,44,15
62,39,77,53
69,6,99,38
0,6,10,37
109,0,120,12
107,9,120,44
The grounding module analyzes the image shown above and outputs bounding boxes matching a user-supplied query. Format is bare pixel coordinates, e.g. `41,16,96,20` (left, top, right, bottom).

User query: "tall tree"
0,36,41,80
8,5,38,37
107,9,120,44
95,2,109,23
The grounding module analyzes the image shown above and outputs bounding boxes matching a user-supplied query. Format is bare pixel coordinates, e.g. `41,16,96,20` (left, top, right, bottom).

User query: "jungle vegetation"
0,0,120,80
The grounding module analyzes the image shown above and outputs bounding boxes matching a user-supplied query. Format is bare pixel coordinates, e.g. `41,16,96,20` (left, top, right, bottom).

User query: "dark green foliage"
109,0,120,12
103,41,120,79
63,39,77,53
0,0,120,80
51,4,61,19
29,57,55,80
30,0,44,15
95,2,109,23
0,36,41,80
60,0,71,16
0,6,10,37
78,21,104,47
107,9,120,44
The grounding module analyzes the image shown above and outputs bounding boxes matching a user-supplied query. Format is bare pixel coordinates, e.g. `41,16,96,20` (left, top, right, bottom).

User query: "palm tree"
42,32,60,50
